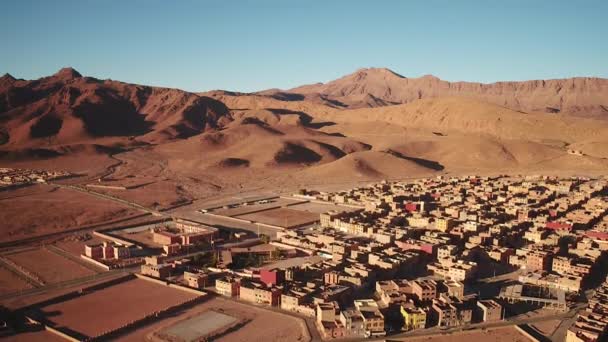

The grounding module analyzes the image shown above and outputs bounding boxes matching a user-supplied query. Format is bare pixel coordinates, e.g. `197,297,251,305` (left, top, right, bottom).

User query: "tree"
259,234,271,244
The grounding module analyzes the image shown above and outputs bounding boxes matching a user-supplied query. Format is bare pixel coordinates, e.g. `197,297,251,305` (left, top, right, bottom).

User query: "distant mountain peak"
420,74,440,81
0,73,17,88
1,73,16,81
353,67,404,78
52,67,82,80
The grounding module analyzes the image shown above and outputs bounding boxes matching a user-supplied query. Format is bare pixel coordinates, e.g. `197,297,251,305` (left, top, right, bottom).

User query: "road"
50,182,164,217
0,266,138,304
380,307,579,342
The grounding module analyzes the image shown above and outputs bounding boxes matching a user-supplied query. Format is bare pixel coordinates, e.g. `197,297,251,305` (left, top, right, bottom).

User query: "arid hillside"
0,68,232,151
282,67,608,117
1,68,607,204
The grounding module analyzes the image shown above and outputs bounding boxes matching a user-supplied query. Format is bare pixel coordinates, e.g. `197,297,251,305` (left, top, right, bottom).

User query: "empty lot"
38,277,199,338
116,296,310,342
236,207,319,228
0,266,32,295
6,248,96,284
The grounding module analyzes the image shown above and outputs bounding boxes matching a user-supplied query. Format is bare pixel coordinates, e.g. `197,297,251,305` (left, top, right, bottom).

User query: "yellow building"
400,305,426,331
434,218,455,232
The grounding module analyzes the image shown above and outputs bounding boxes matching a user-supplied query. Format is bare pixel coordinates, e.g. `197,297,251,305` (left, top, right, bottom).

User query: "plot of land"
236,207,320,228
6,248,96,284
116,296,309,342
39,277,199,338
407,327,530,342
158,310,240,341
115,229,162,247
0,185,139,243
4,327,67,342
0,266,32,295
287,201,360,214
212,198,303,217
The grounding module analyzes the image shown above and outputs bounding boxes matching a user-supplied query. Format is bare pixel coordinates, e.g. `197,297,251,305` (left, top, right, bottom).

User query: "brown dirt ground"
3,327,67,342
114,230,163,248
0,266,32,295
0,184,139,243
6,248,96,284
236,207,319,228
116,296,310,342
407,327,529,342
531,319,561,336
39,278,199,337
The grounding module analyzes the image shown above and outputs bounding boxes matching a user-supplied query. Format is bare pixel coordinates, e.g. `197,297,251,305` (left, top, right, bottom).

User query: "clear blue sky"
1,0,607,92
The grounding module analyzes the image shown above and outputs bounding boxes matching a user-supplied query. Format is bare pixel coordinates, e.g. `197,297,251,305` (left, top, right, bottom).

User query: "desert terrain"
1,67,607,221
1,67,607,342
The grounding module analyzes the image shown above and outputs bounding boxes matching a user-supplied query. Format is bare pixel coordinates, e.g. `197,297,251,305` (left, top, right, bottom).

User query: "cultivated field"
116,296,310,342
0,184,140,243
0,266,32,295
38,278,199,338
236,207,319,228
5,248,96,284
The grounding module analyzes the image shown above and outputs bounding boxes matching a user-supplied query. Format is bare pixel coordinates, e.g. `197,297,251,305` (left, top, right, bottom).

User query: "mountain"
282,67,608,116
0,67,232,149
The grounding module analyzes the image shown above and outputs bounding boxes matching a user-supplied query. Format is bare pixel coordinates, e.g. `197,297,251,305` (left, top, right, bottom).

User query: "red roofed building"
585,230,608,241
546,221,573,232
404,202,419,213
260,269,286,286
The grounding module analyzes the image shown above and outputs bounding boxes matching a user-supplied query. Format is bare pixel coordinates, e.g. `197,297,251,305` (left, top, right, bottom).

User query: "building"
260,269,285,286
339,308,366,338
412,279,437,302
354,299,385,337
239,281,282,306
435,218,456,232
526,250,553,271
84,241,130,260
477,300,503,322
141,263,171,279
216,276,240,297
153,231,181,245
498,284,567,311
430,299,459,327
184,270,208,289
400,305,427,331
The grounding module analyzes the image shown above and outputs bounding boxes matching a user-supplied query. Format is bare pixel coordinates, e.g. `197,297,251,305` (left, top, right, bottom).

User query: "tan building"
354,299,385,338
430,299,459,327
184,270,208,289
477,299,503,322
239,281,281,306
412,279,437,302
141,263,171,279
526,250,553,271
215,276,240,297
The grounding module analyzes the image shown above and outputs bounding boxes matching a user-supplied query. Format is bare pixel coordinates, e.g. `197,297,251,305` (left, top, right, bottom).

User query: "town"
0,167,73,190
1,174,608,342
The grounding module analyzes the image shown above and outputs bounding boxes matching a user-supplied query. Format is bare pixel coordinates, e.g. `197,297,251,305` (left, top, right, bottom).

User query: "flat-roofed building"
477,299,503,322
184,270,208,289
216,276,240,297
141,263,171,279
400,305,427,331
412,279,437,302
